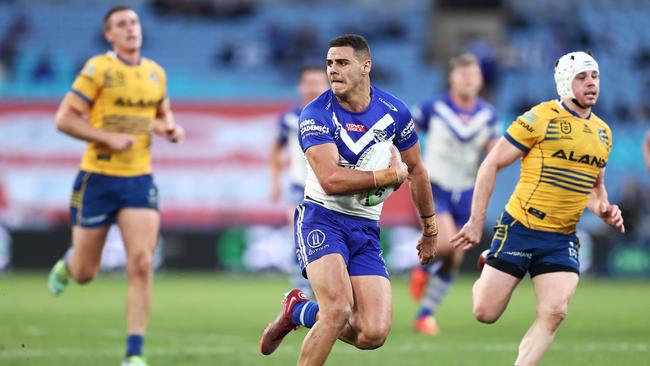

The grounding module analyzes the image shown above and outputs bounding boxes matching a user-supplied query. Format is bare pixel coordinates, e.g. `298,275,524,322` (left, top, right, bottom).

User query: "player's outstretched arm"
55,92,135,151
305,142,408,195
153,97,184,143
400,142,438,265
451,137,523,250
587,168,625,233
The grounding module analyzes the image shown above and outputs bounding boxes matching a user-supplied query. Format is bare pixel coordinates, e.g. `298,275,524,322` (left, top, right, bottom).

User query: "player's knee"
71,267,97,284
537,303,568,330
473,304,499,324
127,251,153,278
319,303,352,330
355,325,390,350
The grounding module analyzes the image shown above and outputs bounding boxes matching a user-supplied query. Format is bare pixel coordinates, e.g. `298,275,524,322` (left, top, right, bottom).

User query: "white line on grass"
1,342,646,359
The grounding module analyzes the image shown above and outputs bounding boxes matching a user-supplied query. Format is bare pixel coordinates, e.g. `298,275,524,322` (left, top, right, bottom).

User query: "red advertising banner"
0,102,417,229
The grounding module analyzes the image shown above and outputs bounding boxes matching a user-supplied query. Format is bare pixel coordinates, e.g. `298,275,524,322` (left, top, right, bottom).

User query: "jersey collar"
108,51,141,66
560,100,591,120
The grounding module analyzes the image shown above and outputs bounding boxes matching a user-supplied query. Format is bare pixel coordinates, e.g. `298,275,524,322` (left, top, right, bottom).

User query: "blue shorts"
486,211,580,278
287,183,305,205
431,182,473,226
294,200,389,279
70,171,159,228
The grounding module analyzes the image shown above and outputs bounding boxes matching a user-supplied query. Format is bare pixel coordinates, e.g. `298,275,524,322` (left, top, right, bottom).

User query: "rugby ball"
355,141,401,206
477,249,489,272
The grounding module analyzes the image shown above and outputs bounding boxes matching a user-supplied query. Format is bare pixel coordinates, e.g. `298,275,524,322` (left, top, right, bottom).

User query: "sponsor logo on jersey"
503,251,533,259
527,206,546,220
551,149,606,168
114,97,159,108
378,97,398,111
583,123,592,133
300,119,330,136
400,119,415,138
345,123,366,133
516,119,535,133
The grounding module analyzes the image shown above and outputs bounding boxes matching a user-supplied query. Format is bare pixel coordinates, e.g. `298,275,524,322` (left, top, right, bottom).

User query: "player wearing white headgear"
451,50,624,366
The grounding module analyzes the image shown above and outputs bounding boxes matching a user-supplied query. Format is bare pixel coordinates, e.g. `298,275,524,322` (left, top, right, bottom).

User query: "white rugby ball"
355,141,401,206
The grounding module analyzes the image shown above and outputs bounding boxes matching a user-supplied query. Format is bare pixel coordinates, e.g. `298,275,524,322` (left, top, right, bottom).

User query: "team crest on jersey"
149,72,159,84
104,70,126,88
598,128,609,144
373,129,389,143
559,121,572,134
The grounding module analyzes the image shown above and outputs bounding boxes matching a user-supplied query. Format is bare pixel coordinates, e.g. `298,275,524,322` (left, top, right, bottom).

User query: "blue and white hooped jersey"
412,94,500,191
299,86,418,220
277,104,307,186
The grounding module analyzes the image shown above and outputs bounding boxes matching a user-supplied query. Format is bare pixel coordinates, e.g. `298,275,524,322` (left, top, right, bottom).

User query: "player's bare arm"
451,137,523,250
587,168,625,233
55,91,135,151
400,141,438,264
305,142,408,195
153,97,183,143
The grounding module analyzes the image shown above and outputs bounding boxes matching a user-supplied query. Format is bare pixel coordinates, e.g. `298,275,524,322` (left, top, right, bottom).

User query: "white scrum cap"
554,51,599,100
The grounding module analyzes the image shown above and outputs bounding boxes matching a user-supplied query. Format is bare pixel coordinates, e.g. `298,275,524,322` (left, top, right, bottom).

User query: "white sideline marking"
1,342,646,358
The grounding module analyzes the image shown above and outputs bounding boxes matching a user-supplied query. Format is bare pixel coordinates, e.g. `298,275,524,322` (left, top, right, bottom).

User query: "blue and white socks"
291,301,319,328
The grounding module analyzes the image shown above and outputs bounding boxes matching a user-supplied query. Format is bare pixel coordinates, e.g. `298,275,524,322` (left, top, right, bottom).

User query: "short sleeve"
276,113,289,145
394,106,418,151
411,101,431,133
157,66,167,102
504,104,546,153
486,107,501,139
298,106,335,152
71,58,102,105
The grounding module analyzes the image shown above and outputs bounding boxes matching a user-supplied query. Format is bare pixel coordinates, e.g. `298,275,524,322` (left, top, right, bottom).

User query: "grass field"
1,272,648,366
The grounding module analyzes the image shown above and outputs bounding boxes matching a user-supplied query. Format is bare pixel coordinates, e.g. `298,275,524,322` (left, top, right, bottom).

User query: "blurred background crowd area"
0,0,648,278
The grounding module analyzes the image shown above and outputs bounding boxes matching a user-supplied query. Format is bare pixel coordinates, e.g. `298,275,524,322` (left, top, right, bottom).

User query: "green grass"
0,272,648,365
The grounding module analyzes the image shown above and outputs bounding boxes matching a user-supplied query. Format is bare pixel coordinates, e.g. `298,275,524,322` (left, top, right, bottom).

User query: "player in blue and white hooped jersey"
409,53,500,335
270,66,329,297
260,34,438,363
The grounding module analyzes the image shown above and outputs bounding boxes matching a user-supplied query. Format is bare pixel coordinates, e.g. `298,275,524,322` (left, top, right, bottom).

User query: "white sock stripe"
299,302,309,325
296,205,308,266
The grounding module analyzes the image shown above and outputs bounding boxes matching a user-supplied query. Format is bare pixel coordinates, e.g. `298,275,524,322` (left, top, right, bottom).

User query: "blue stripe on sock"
437,272,455,283
417,308,432,318
291,301,319,328
126,334,144,357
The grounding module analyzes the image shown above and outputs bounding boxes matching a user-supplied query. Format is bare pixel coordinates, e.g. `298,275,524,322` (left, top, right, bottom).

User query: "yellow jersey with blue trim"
503,99,612,234
71,51,166,176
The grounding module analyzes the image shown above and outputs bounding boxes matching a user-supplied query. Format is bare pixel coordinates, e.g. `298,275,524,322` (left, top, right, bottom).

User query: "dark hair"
103,6,132,31
449,52,480,71
299,65,325,77
328,34,371,59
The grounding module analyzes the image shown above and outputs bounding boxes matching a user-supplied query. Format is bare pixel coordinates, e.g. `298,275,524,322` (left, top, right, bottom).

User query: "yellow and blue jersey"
504,100,612,234
71,51,167,176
